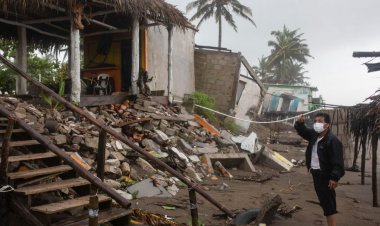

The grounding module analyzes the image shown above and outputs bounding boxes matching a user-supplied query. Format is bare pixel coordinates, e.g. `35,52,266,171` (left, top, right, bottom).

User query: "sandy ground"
131,140,380,226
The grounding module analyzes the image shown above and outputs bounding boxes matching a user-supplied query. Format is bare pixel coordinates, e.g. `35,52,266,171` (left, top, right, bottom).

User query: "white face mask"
313,122,325,133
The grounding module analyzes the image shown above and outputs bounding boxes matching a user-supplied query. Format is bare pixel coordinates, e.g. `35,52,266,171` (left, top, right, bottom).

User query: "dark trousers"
311,169,337,216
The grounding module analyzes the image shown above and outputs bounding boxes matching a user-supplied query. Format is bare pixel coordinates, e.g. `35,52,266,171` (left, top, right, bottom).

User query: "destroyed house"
194,48,267,132
262,84,318,117
0,0,195,106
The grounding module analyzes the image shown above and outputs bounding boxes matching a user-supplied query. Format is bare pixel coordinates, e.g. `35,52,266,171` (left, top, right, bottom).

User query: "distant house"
194,48,266,132
262,84,319,117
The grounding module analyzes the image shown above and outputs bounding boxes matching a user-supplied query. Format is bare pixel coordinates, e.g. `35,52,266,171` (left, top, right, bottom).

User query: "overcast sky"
167,0,380,106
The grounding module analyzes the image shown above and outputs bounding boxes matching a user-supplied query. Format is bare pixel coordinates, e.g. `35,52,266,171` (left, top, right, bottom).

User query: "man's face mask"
313,122,325,133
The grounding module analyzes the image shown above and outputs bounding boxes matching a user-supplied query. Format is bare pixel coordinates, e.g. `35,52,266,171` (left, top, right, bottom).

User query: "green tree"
187,0,256,48
0,38,66,94
266,26,311,84
253,56,274,83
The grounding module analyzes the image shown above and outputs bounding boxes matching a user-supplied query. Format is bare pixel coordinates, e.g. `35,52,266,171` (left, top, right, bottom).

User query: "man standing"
294,112,345,226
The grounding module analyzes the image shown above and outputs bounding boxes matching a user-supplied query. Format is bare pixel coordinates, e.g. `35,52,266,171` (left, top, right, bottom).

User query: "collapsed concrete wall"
194,49,241,113
147,26,196,99
235,75,262,132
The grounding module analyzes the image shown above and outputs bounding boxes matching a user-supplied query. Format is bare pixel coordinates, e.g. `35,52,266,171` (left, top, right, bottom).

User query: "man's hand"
328,180,338,189
296,115,305,124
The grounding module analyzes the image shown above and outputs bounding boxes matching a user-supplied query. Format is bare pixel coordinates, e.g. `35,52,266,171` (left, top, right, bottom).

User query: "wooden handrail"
0,54,235,218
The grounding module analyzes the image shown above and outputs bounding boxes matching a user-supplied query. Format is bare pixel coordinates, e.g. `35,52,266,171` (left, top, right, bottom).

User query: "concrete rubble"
0,95,296,207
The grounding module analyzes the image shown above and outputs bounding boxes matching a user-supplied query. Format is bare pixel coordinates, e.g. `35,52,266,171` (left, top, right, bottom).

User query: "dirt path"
132,144,380,226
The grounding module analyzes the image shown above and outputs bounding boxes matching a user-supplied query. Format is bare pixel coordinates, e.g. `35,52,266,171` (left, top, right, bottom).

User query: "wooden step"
6,152,56,162
53,208,132,226
15,178,90,195
0,139,40,147
0,128,25,134
31,194,111,214
8,165,72,180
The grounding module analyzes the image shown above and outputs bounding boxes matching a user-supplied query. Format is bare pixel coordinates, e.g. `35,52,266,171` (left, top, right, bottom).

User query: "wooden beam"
46,23,70,33
131,18,140,95
89,19,117,30
167,25,173,104
96,129,107,181
23,10,116,25
70,18,81,103
353,51,380,58
0,18,69,40
16,26,28,95
372,135,378,207
83,29,130,37
241,56,267,96
189,188,199,226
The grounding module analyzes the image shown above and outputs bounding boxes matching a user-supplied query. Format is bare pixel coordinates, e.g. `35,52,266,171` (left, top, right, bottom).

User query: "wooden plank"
15,178,90,195
7,152,56,162
31,195,111,214
79,94,128,107
8,165,72,180
0,140,39,148
56,208,132,226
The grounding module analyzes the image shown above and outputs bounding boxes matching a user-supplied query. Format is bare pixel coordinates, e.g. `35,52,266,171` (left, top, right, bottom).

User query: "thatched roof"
0,0,192,48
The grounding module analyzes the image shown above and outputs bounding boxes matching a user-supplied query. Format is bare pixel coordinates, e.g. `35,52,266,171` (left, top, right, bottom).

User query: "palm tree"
253,56,274,83
187,0,255,48
267,26,311,83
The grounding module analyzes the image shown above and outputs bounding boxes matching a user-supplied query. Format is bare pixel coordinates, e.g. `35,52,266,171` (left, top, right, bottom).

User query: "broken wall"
194,49,241,113
147,26,196,99
234,75,262,132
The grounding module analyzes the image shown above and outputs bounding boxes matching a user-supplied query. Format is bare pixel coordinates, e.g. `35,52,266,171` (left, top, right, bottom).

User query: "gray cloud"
168,0,380,105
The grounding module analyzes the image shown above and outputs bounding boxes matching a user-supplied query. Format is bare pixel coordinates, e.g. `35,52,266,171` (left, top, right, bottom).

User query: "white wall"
234,75,262,132
147,26,195,99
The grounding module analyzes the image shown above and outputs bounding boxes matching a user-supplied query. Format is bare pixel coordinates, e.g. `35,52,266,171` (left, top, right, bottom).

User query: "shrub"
192,91,218,125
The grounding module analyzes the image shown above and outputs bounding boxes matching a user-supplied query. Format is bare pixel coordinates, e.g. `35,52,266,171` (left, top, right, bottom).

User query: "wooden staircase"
0,117,131,226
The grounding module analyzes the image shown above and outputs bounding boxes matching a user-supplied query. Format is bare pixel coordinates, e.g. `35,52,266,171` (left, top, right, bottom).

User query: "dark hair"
314,112,331,124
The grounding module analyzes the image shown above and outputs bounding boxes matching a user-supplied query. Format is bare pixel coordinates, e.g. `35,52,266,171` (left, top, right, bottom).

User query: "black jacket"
294,121,345,182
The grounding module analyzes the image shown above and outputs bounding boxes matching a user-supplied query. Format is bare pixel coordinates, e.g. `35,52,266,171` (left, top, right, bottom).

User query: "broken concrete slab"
232,132,259,154
261,147,293,171
154,130,169,142
105,179,121,189
170,147,189,163
127,178,172,198
203,153,256,174
184,166,202,182
177,138,194,155
53,134,67,145
120,162,131,176
84,136,99,149
136,157,157,175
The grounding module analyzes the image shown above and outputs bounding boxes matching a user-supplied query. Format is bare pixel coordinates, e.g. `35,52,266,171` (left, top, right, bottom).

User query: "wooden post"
167,25,173,104
361,135,367,185
131,17,140,95
0,117,15,184
16,26,27,95
89,186,99,226
70,18,81,103
352,136,359,169
97,129,107,181
372,134,378,207
189,188,199,226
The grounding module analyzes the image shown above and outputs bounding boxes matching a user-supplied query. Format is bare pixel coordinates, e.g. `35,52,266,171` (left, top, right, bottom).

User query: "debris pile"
0,96,244,200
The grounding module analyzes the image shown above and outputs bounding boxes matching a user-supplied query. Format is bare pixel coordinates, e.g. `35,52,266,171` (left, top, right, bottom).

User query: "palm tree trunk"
218,15,222,49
